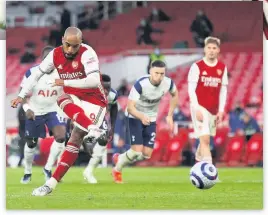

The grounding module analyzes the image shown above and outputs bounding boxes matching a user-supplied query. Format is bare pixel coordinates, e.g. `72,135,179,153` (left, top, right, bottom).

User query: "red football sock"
63,103,93,130
52,142,79,182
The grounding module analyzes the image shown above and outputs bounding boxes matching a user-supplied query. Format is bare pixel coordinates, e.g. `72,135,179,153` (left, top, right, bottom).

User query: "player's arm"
18,51,55,99
219,67,228,113
127,82,150,125
166,79,179,131
187,63,200,110
18,71,35,120
63,49,101,88
167,79,179,117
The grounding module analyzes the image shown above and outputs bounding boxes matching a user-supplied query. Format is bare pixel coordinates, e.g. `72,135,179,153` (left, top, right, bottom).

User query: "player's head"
41,46,54,60
204,36,220,61
101,74,111,96
149,60,166,86
62,27,82,60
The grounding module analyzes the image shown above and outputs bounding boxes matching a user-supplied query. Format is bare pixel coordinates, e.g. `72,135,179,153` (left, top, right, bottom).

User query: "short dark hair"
101,74,111,83
42,46,54,60
151,60,166,68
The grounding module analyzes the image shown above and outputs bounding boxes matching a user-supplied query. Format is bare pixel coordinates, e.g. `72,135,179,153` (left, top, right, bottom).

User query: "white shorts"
69,94,107,132
190,105,217,138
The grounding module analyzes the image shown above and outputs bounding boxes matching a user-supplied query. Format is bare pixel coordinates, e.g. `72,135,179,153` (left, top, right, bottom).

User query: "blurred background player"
112,60,179,183
11,27,107,196
83,74,118,184
188,36,228,165
19,46,67,184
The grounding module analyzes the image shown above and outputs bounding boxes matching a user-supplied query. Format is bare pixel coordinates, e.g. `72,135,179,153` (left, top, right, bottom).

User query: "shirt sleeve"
18,67,43,98
169,79,177,94
222,67,228,86
219,85,227,112
81,48,100,75
128,81,142,101
39,49,55,74
188,63,200,83
20,75,27,88
188,63,200,108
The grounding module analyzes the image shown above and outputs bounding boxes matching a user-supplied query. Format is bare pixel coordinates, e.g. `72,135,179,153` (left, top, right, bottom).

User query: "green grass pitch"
6,167,263,210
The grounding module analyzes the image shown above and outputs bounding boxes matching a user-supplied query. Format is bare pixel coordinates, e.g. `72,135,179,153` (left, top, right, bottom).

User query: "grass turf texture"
6,167,263,210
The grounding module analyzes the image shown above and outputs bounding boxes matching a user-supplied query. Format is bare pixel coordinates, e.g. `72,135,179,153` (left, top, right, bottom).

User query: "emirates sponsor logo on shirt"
59,72,83,79
201,76,221,87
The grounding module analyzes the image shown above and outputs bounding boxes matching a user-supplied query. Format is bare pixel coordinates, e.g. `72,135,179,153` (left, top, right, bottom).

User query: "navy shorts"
25,112,67,138
127,117,156,148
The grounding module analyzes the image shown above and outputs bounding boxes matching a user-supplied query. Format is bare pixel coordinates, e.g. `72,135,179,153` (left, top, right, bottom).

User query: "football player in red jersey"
188,36,228,165
11,27,108,196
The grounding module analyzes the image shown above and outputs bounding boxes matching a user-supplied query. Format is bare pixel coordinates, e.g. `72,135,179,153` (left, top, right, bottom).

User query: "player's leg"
135,122,156,162
57,94,105,140
190,106,202,162
43,112,67,180
32,126,87,196
21,137,38,183
83,118,109,184
44,126,66,180
192,106,212,163
21,116,45,184
83,135,107,183
112,118,143,183
195,144,202,162
57,119,72,165
209,115,218,165
32,100,107,195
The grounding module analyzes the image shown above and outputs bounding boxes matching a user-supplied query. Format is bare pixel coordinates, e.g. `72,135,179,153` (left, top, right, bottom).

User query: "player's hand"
52,79,64,87
26,109,35,120
166,115,174,132
195,109,203,122
216,112,224,124
141,115,151,126
11,97,23,108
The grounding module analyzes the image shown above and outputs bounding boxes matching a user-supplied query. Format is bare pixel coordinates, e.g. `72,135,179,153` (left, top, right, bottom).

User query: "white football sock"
24,144,35,174
115,149,142,172
135,153,150,162
45,177,58,189
195,144,202,162
86,143,106,173
45,140,65,171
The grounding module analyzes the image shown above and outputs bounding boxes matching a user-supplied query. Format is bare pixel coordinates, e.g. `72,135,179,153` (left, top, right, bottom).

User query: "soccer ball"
190,161,218,189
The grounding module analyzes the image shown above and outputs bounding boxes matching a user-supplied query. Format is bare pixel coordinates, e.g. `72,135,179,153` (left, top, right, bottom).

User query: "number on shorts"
148,132,156,145
132,135,136,142
150,132,156,142
102,120,108,130
57,114,67,123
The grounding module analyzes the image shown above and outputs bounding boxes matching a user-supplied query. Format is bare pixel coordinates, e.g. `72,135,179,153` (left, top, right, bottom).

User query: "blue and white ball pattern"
190,161,218,189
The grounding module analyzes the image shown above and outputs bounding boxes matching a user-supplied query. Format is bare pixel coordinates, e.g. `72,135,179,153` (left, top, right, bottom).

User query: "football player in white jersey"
83,74,118,183
112,60,179,183
20,46,68,184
